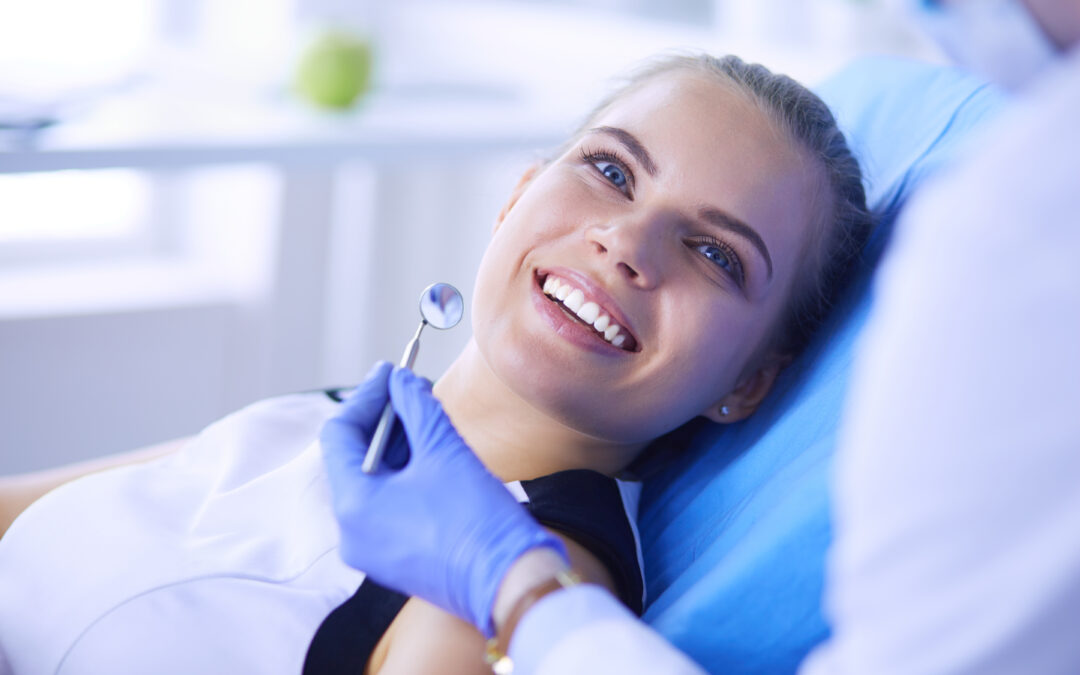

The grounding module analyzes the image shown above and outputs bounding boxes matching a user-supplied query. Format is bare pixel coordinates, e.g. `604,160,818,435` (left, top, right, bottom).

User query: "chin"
493,350,658,443
473,293,670,444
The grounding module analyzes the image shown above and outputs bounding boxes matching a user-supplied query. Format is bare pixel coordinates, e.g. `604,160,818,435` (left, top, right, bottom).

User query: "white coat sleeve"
508,585,706,675
801,54,1080,675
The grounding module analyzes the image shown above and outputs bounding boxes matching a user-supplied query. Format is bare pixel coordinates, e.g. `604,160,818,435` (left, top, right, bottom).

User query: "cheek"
664,334,734,409
469,234,519,343
472,179,592,321
653,296,755,399
510,171,595,235
469,223,554,360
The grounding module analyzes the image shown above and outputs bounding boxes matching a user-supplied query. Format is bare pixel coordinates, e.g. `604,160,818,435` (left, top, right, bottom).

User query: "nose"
585,211,669,288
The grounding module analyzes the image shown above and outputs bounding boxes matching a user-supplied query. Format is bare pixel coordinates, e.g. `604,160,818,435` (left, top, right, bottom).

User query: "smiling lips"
540,274,639,352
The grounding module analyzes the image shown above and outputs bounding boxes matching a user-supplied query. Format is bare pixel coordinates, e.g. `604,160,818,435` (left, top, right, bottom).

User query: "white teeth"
563,289,585,313
576,301,600,324
541,274,633,350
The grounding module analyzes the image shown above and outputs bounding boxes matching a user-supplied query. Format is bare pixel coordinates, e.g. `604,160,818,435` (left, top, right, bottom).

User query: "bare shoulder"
367,596,489,675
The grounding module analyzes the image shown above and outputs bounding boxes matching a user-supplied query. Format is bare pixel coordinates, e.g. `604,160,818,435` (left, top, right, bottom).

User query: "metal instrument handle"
361,322,425,474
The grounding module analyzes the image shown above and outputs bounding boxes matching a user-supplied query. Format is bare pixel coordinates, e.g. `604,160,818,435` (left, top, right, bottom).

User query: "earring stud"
720,405,730,416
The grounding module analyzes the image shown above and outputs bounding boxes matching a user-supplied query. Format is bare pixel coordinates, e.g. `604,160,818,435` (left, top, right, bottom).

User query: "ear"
493,162,543,234
701,355,790,424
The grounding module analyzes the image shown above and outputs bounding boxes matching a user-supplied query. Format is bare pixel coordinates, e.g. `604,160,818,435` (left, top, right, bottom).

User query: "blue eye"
580,148,633,194
695,243,732,270
597,161,627,188
689,237,746,287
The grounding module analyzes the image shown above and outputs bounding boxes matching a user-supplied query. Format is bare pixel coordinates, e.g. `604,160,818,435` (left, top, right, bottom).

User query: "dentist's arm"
320,364,706,675
494,549,705,675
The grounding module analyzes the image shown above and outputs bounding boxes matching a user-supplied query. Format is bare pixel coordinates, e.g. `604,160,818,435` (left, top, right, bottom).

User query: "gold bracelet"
484,569,582,674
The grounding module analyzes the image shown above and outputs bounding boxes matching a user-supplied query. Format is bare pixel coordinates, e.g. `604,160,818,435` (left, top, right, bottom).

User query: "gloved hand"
320,362,569,637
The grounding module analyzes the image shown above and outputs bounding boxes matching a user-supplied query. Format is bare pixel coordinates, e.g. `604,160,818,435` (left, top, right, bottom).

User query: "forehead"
588,73,820,286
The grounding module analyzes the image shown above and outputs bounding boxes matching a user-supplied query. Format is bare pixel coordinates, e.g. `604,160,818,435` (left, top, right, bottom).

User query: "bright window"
0,0,157,97
0,170,151,245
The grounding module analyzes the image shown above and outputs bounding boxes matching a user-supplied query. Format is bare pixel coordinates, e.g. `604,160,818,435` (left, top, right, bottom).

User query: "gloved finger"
381,372,430,472
320,414,376,498
389,367,463,458
335,361,394,430
376,420,411,472
320,361,394,494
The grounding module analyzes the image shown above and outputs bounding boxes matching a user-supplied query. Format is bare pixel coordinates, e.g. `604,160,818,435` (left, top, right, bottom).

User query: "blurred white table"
0,83,571,173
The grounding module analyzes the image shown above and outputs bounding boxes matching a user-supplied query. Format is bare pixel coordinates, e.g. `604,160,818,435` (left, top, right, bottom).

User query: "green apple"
294,29,373,110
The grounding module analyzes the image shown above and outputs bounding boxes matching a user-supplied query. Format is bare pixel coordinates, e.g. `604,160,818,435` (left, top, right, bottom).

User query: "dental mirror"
362,282,463,473
419,282,464,330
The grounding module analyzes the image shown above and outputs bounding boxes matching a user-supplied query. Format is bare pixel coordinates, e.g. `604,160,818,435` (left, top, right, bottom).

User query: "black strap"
520,470,644,615
321,387,354,403
302,579,407,675
303,470,643,673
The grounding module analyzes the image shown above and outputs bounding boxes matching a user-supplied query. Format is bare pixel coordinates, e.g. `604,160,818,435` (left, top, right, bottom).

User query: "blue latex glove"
320,362,570,637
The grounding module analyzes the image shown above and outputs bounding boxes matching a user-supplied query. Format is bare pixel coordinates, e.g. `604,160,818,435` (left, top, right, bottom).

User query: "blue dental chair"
637,56,1006,673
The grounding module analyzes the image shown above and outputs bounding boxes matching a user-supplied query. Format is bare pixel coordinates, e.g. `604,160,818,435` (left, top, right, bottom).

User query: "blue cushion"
637,56,1005,674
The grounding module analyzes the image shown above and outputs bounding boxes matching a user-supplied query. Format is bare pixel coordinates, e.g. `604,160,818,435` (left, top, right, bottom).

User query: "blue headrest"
637,56,1004,673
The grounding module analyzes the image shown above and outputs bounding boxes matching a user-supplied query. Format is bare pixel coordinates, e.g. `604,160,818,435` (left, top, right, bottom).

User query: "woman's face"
471,73,820,443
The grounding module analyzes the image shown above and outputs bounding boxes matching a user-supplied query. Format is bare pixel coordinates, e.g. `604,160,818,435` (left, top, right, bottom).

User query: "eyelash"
580,144,745,288
687,235,746,287
580,146,634,195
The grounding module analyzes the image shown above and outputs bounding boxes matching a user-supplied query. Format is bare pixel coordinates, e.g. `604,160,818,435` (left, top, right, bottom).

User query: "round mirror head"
419,282,463,330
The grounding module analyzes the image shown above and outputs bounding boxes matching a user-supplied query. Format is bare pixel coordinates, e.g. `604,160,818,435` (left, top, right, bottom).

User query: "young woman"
0,54,870,674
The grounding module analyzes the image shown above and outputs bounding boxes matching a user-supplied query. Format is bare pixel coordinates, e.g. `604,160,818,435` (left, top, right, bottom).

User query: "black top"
303,469,644,674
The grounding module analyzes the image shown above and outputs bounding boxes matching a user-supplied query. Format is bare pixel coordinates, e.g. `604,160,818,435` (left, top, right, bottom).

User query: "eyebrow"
590,126,658,177
699,207,774,281
589,125,772,281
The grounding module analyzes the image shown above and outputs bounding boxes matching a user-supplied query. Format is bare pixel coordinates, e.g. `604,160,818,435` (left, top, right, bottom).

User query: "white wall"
0,304,249,472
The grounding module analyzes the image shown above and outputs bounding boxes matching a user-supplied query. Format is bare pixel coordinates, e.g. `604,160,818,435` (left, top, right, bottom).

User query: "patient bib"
0,392,362,675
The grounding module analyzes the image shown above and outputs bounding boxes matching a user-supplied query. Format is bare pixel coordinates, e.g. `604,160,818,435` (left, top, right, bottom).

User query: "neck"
431,340,646,482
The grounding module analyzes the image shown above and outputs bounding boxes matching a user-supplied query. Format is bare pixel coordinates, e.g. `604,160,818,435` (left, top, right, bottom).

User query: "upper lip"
536,265,642,350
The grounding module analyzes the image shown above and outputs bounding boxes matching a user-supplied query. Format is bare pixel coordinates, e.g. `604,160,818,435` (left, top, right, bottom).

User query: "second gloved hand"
320,365,569,637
